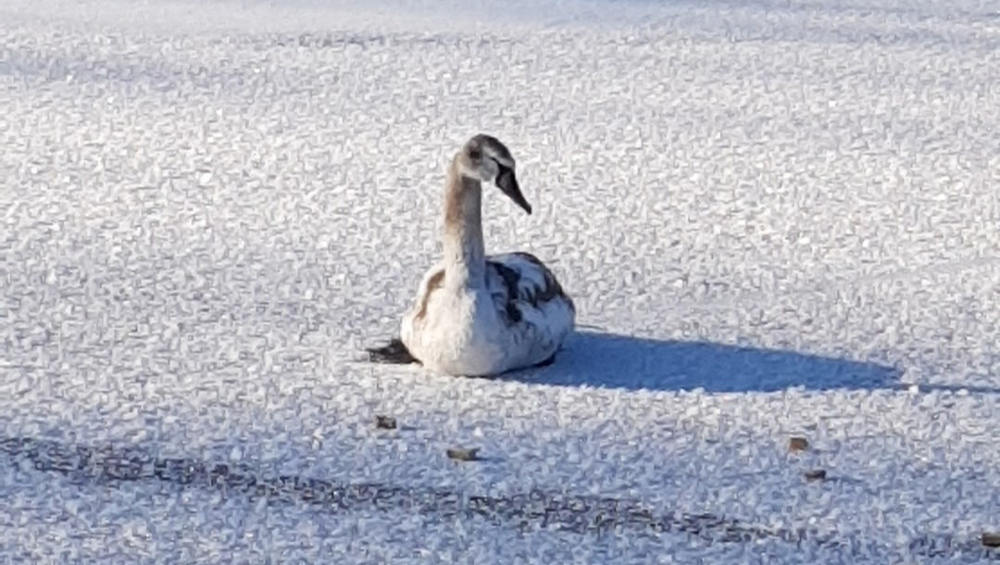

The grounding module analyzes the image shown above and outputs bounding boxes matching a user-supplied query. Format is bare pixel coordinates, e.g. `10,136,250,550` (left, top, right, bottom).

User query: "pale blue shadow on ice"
507,331,901,392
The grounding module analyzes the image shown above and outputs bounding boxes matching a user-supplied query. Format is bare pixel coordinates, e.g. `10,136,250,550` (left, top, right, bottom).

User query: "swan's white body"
401,252,575,376
398,135,575,376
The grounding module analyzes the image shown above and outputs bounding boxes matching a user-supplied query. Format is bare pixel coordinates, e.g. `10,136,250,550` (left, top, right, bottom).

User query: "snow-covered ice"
1,0,999,562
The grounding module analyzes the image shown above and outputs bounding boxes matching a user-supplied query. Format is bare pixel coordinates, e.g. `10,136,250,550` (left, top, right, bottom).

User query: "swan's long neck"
442,159,486,288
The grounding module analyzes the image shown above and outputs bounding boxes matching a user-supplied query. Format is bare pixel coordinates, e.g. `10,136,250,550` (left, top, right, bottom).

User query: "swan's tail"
366,338,419,365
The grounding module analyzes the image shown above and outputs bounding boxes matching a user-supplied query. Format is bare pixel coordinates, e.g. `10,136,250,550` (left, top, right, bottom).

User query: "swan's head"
457,134,532,215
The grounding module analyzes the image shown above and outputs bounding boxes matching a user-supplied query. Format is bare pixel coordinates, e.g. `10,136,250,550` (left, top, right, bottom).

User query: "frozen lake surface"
1,0,999,561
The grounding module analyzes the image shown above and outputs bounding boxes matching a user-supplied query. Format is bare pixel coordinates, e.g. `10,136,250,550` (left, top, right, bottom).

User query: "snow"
2,0,999,561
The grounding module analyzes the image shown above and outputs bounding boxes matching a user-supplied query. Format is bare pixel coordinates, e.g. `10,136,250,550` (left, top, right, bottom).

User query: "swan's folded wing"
486,252,575,325
411,266,445,321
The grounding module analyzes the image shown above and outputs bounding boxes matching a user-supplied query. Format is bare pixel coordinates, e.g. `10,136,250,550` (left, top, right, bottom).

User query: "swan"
367,134,575,376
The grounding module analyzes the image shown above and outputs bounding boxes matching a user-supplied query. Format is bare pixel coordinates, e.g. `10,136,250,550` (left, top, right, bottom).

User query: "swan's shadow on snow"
505,331,900,393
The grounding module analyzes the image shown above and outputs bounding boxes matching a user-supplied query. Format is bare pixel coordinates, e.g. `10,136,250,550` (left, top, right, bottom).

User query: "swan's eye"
468,148,481,160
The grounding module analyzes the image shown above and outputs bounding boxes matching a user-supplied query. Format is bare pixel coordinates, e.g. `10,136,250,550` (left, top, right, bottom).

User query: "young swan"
368,134,575,376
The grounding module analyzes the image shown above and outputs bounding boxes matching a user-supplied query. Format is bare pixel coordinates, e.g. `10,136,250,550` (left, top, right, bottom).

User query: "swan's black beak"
496,167,532,215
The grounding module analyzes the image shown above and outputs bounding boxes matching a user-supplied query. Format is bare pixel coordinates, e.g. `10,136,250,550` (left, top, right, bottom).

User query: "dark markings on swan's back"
507,252,575,313
488,261,523,324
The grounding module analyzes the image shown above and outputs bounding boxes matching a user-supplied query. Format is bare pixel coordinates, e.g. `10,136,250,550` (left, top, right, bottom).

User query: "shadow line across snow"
500,331,901,393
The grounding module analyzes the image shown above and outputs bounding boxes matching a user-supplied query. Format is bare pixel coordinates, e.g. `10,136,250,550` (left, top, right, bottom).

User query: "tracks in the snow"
0,436,994,560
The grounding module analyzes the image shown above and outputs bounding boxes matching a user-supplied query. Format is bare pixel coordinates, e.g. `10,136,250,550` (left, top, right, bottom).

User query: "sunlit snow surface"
2,0,999,562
